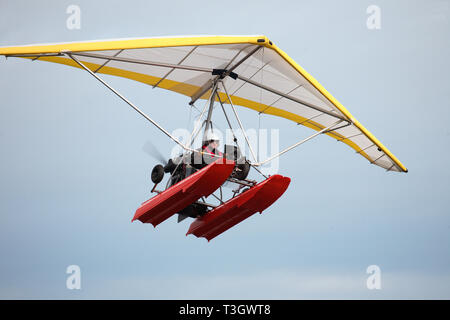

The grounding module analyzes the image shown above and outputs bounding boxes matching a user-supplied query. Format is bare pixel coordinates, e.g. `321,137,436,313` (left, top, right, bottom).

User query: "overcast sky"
0,0,449,299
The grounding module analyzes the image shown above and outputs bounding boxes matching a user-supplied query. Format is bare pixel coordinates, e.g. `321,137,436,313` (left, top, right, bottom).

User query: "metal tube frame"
220,81,258,162
253,119,344,167
237,74,349,123
189,45,262,105
202,81,219,142
152,46,198,89
93,49,123,73
186,82,219,149
67,51,211,73
216,90,269,179
215,91,245,155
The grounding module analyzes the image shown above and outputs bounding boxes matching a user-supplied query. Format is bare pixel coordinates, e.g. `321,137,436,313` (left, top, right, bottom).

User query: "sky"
0,0,449,299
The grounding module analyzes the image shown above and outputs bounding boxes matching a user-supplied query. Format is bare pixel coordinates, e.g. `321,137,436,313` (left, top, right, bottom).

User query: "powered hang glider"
0,35,407,241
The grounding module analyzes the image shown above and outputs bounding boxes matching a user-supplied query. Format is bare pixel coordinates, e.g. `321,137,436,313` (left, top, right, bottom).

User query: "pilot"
190,131,223,169
201,131,223,159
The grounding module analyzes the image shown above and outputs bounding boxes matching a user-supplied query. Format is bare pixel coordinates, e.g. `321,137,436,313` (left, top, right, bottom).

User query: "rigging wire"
257,47,265,163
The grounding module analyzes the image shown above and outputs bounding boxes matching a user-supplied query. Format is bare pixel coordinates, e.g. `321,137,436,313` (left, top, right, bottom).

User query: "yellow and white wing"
0,35,407,172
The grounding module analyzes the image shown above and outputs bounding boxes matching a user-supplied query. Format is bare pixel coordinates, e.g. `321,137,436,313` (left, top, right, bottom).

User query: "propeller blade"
142,140,167,165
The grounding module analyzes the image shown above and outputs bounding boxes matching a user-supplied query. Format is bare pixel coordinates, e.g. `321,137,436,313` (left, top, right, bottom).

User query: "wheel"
233,162,250,180
151,164,165,184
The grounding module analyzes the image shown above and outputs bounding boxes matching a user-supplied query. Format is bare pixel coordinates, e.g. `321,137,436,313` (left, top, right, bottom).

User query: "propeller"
142,140,167,165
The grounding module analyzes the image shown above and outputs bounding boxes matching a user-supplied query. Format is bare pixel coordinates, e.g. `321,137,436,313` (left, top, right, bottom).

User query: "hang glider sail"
0,35,407,172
